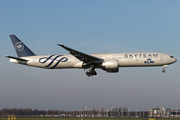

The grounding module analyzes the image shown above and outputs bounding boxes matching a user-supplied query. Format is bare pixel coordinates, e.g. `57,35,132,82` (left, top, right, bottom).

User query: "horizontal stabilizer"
5,56,28,61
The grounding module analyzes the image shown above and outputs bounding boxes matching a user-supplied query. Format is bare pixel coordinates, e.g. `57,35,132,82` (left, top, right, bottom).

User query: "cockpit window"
170,56,174,58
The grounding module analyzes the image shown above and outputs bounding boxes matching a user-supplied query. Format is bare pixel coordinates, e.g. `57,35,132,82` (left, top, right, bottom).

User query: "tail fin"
10,35,36,57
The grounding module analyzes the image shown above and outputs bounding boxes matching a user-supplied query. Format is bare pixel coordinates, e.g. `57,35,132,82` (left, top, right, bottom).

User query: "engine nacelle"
101,60,119,73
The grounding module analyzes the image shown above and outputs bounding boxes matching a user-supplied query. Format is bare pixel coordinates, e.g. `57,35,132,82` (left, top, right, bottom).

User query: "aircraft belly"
118,59,140,67
118,59,165,67
54,61,77,69
27,57,81,69
27,61,49,68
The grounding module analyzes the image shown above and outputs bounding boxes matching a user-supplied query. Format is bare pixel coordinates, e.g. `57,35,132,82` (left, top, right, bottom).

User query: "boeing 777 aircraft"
6,35,177,77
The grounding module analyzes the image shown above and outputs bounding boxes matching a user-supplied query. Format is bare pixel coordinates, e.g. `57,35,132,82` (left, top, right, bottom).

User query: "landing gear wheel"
85,69,97,77
94,71,97,75
86,72,90,77
162,70,165,73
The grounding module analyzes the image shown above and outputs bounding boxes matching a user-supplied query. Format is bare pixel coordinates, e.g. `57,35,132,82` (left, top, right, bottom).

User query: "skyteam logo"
144,58,154,63
39,55,68,69
15,42,24,51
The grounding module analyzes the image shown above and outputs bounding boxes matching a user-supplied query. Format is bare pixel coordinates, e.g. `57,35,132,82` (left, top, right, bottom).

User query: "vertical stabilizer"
10,35,36,57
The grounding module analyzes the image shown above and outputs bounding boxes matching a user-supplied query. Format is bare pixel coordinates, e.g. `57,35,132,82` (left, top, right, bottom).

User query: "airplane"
5,35,177,77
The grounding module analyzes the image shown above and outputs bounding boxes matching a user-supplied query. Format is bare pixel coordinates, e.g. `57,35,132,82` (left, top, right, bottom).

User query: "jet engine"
101,60,119,72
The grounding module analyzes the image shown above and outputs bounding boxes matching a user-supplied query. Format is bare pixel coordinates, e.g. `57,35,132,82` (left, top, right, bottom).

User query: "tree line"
0,108,63,116
0,108,149,117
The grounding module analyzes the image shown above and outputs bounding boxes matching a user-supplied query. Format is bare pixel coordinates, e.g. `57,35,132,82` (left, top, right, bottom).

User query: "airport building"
148,107,171,117
106,107,129,117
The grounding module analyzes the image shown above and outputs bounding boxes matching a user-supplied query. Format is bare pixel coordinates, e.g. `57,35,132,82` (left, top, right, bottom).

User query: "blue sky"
0,0,180,111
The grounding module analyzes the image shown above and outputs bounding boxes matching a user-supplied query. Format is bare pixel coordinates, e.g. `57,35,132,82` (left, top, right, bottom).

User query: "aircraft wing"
57,44,103,63
5,56,28,61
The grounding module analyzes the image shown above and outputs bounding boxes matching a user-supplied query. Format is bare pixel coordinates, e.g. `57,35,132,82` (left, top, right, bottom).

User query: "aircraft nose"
169,55,177,63
174,58,177,63
172,57,177,63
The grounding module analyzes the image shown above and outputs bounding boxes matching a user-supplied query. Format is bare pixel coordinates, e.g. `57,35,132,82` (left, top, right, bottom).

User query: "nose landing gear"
162,65,168,73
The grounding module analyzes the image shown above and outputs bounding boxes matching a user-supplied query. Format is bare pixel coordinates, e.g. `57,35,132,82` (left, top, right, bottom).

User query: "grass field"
0,117,180,120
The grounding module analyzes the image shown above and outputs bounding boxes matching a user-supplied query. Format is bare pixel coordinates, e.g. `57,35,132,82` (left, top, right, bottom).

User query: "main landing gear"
84,64,97,77
86,68,97,77
162,65,168,73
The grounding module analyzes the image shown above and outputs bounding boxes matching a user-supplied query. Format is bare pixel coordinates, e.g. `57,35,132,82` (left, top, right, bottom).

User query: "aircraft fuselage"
10,52,176,69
